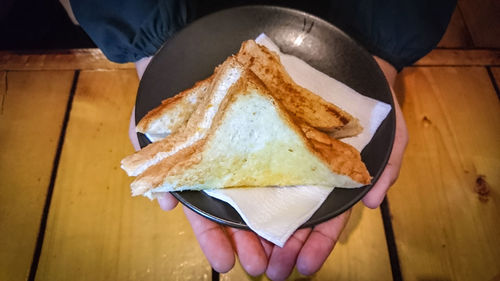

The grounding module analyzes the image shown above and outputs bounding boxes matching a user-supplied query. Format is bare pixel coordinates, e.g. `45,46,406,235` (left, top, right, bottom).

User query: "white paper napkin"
204,34,392,247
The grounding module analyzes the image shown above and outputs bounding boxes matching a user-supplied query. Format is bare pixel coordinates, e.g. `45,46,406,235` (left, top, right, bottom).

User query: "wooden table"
0,47,499,281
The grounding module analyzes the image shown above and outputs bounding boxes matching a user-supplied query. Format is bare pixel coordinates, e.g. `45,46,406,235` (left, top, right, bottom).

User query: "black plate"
136,5,395,229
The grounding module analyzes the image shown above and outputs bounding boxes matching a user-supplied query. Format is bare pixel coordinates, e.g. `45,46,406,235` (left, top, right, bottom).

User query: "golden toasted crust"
235,40,362,135
136,75,213,134
299,123,371,185
130,145,199,196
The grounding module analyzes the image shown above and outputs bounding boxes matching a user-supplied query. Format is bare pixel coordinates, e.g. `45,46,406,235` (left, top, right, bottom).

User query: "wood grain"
0,49,135,71
1,47,498,73
309,204,392,280
222,203,392,280
35,70,211,281
0,70,74,281
389,67,500,281
415,49,500,66
458,0,500,48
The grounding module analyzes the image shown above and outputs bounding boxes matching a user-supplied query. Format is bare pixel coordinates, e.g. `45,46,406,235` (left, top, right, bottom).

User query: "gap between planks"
28,71,80,281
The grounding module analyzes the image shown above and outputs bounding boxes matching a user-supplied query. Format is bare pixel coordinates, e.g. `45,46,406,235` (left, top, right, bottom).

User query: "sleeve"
70,0,192,63
70,0,456,69
325,0,456,71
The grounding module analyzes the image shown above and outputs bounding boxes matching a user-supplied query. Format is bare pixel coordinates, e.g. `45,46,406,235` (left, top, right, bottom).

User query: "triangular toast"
129,69,370,196
122,58,245,176
134,40,362,140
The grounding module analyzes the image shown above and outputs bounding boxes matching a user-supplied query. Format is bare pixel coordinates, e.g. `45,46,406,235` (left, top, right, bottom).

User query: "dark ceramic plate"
136,6,395,229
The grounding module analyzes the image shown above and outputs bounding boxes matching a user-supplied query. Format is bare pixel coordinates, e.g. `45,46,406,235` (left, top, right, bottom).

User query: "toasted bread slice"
135,40,362,141
136,76,213,141
121,58,244,176
130,70,370,196
235,40,362,137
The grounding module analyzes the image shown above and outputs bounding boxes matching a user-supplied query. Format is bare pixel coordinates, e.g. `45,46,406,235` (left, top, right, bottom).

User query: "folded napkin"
204,34,391,247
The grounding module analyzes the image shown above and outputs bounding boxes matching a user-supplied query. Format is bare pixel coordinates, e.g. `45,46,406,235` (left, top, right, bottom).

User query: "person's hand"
156,192,351,280
362,88,407,208
129,107,351,278
362,57,408,208
129,55,407,279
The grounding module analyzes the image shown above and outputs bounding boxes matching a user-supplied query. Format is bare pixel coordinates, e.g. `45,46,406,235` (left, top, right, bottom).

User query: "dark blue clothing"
70,0,191,62
70,0,455,70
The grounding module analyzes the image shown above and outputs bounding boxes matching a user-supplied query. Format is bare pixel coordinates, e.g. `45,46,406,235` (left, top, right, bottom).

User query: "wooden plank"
313,204,392,280
437,7,474,48
389,67,500,281
458,0,500,48
0,49,135,71
222,203,392,280
0,70,74,281
3,47,499,70
35,70,211,281
415,49,500,66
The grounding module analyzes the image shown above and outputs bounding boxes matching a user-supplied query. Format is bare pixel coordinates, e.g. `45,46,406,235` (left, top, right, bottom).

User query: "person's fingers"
259,237,274,259
130,56,153,150
183,206,235,273
156,192,179,211
128,107,141,151
134,56,153,79
266,228,312,281
296,209,351,276
225,228,268,276
362,161,399,208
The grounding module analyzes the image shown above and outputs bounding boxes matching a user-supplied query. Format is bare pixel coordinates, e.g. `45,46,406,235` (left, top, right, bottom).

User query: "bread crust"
136,75,213,134
235,40,362,136
299,123,371,185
